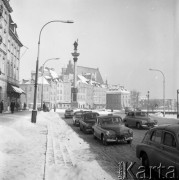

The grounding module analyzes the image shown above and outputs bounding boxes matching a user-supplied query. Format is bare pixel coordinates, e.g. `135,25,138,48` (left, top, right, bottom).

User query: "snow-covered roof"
50,69,58,79
77,75,88,84
38,76,49,85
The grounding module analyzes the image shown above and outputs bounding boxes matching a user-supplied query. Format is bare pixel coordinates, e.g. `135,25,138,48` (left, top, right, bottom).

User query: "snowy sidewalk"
0,111,115,180
44,112,114,180
0,111,47,180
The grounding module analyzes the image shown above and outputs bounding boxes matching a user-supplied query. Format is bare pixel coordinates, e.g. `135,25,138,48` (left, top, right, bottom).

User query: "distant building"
56,79,71,109
64,60,106,109
20,68,72,109
106,85,130,110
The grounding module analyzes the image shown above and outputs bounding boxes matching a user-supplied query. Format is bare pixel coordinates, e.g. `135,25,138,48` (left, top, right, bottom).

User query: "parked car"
124,107,133,114
79,112,99,133
72,110,92,126
136,124,179,179
64,109,74,118
93,114,133,145
123,111,158,129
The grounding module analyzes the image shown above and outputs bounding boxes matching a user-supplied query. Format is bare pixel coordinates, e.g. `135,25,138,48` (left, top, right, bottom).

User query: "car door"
129,112,136,126
93,118,100,139
159,131,179,178
125,112,133,126
146,129,163,167
95,118,103,139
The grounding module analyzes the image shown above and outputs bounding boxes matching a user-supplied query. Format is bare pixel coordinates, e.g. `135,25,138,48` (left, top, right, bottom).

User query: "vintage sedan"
136,124,179,179
64,109,74,118
93,114,133,145
73,110,92,126
79,112,99,133
123,111,158,129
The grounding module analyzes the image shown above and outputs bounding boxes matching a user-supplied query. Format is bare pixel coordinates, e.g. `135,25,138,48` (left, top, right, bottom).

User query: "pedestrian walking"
43,102,46,112
54,104,56,112
0,100,4,113
16,102,20,111
10,101,15,113
23,102,27,110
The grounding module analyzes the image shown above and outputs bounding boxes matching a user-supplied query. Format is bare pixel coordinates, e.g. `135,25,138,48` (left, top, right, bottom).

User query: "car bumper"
106,136,133,142
141,124,158,128
65,115,73,118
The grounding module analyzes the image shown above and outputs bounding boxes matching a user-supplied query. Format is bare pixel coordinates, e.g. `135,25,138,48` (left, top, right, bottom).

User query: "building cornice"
2,0,13,13
9,29,23,47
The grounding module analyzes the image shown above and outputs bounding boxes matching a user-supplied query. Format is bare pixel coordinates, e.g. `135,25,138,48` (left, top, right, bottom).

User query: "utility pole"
177,90,179,118
147,91,150,116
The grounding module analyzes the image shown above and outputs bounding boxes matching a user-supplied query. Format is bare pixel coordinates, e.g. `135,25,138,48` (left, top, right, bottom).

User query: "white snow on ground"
0,110,178,180
0,113,47,180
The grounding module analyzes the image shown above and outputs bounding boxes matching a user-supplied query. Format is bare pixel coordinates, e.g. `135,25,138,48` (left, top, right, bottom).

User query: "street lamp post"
31,20,74,123
177,90,179,118
149,68,165,117
41,58,60,109
147,91,150,116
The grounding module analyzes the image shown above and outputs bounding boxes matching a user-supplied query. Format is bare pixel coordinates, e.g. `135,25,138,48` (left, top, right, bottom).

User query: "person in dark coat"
43,103,46,112
10,101,15,113
0,100,4,113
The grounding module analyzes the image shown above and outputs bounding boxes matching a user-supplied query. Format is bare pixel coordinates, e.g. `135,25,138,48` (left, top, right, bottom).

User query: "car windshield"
136,112,147,116
75,112,83,118
84,113,98,121
66,109,73,112
101,117,122,125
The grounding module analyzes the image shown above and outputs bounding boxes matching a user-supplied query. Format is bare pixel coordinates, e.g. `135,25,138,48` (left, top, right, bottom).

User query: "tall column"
71,40,80,108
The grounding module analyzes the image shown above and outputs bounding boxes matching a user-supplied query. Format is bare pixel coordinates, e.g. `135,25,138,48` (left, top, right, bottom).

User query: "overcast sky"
10,0,179,99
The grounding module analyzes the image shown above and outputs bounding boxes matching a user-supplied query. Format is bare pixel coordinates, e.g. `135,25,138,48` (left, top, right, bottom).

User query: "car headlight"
128,129,133,134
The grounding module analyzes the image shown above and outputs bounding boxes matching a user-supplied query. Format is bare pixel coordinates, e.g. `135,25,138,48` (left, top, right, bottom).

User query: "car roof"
98,114,122,119
152,124,179,134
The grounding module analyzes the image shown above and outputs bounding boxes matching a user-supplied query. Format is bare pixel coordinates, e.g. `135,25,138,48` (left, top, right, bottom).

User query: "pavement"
0,110,115,180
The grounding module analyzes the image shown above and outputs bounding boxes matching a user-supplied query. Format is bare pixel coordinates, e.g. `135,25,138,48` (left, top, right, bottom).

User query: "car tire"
127,140,132,144
93,131,97,139
80,124,82,131
83,126,86,133
141,153,150,175
101,135,107,146
136,122,141,129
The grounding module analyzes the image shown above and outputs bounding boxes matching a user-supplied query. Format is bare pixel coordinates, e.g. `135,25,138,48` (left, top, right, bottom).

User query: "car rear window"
84,113,99,120
75,112,83,117
163,132,176,147
151,130,162,143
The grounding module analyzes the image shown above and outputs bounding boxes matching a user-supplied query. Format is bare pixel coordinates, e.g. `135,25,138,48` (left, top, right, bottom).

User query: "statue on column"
74,39,78,51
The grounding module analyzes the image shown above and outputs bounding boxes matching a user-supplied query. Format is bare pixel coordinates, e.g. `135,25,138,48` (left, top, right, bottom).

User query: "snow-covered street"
0,111,114,180
0,110,178,180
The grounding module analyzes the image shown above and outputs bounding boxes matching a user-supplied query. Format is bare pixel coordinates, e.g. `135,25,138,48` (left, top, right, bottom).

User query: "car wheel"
93,131,97,139
80,124,82,131
101,135,107,146
83,126,86,133
127,140,132,144
141,153,149,175
136,122,141,129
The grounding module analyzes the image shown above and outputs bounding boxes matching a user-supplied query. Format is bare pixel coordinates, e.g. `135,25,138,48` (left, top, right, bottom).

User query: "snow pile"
0,125,26,154
47,163,96,180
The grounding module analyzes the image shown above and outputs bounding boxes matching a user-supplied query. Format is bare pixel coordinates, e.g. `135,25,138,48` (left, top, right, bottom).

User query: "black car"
79,112,99,133
73,110,92,126
64,109,74,118
136,124,179,179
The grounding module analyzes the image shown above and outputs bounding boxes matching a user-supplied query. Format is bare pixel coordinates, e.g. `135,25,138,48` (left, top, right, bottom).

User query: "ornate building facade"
0,0,23,111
